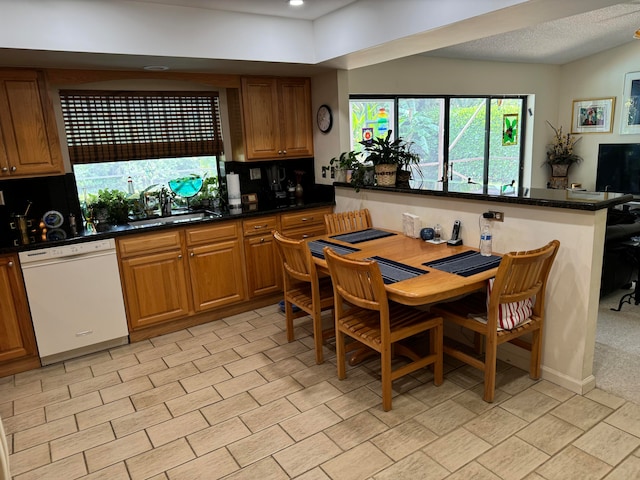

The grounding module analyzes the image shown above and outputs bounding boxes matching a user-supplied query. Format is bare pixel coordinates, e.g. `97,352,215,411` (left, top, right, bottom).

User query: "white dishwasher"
19,238,129,365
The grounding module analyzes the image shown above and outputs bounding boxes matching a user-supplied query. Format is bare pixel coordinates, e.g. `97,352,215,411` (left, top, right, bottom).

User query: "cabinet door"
120,250,191,330
0,255,37,363
241,77,280,160
279,77,313,158
244,234,282,297
0,70,63,177
188,239,246,311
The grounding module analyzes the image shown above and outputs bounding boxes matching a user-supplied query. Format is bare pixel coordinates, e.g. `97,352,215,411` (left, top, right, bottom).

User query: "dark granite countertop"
334,183,633,211
2,194,335,255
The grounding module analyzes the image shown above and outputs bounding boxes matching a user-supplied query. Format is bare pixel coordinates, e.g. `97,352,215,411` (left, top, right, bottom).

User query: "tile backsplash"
0,174,82,247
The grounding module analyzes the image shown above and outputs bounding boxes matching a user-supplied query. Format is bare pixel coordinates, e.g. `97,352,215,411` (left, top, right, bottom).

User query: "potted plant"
88,188,130,228
330,150,360,183
359,130,421,187
544,121,582,179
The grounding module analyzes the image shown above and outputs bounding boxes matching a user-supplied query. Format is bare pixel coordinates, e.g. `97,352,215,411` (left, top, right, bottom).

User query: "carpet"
594,288,640,402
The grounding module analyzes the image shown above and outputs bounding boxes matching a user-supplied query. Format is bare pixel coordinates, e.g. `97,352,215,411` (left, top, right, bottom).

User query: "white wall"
558,41,640,190
314,44,640,191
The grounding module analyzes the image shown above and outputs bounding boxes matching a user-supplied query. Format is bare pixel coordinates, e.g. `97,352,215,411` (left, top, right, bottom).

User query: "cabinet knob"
1,167,7,172
7,261,13,267
178,254,183,259
260,237,265,243
282,150,287,155
10,166,16,172
190,252,195,257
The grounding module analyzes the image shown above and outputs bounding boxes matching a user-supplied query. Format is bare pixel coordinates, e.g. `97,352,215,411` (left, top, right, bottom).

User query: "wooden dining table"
308,228,500,307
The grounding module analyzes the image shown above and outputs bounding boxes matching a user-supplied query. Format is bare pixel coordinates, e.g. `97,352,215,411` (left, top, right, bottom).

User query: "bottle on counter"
479,212,493,256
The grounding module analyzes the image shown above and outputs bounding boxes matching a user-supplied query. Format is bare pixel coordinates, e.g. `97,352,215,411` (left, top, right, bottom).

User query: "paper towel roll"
227,173,241,207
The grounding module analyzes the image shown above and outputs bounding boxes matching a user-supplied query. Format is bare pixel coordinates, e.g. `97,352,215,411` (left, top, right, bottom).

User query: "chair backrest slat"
272,230,315,283
324,209,373,235
490,240,560,314
324,247,385,313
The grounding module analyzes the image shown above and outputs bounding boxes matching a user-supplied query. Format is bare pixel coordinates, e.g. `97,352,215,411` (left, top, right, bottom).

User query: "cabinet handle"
301,217,313,222
302,235,309,238
10,166,16,172
253,225,267,229
7,261,13,267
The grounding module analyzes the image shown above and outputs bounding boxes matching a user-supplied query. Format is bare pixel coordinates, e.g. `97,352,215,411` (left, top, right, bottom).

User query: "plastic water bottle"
480,214,492,256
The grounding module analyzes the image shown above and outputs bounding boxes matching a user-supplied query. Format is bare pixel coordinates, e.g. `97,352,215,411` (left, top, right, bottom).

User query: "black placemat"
367,256,429,284
423,250,501,277
330,228,397,244
308,239,360,259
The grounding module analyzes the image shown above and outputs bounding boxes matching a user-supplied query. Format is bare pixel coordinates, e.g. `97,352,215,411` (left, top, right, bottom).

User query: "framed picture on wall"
621,71,640,134
571,97,615,134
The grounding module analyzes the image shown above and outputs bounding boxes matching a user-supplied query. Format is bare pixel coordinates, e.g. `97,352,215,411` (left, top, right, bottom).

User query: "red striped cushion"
487,278,533,330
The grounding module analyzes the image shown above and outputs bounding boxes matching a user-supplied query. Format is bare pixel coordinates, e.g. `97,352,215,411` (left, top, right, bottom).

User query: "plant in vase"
329,150,360,183
543,121,582,186
87,188,130,228
359,130,420,187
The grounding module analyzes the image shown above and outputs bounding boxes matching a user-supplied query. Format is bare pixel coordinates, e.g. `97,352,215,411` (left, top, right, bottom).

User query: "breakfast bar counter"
333,184,630,398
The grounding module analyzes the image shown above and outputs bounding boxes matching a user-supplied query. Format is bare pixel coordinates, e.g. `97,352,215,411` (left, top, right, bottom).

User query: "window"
349,95,526,194
59,90,224,205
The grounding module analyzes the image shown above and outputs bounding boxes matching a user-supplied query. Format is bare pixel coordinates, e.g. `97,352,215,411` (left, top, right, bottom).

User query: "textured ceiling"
423,2,640,64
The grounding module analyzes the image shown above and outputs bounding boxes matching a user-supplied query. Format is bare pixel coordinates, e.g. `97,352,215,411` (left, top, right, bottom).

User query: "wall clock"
316,104,333,133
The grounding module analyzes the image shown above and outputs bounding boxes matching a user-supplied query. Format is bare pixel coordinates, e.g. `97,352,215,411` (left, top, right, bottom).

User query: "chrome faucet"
159,188,172,217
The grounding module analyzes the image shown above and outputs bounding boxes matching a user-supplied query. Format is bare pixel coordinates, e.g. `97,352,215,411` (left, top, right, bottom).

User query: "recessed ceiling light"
143,65,170,71
289,0,304,6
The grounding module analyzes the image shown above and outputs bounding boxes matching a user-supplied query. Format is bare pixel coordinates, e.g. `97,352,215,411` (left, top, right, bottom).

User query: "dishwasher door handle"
76,330,94,337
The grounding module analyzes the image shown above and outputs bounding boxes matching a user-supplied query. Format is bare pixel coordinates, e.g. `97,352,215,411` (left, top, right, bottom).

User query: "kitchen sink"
128,211,221,228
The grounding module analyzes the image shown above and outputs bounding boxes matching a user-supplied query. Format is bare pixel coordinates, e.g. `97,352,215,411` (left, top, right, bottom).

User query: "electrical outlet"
249,168,261,180
489,211,504,222
322,166,327,178
330,166,335,179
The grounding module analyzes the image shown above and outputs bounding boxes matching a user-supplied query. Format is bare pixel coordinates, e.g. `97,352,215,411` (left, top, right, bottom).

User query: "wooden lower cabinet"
187,224,246,311
243,216,282,297
120,249,191,330
118,221,247,332
0,254,39,375
280,206,333,239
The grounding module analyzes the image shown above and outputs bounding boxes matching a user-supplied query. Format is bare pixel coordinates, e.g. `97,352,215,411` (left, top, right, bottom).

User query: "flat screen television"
595,143,640,196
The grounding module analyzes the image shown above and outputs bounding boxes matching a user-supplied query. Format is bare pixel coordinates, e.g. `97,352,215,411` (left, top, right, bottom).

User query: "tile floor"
2,304,640,480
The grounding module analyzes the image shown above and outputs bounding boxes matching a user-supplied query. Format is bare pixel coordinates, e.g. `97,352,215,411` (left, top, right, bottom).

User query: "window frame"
349,94,527,194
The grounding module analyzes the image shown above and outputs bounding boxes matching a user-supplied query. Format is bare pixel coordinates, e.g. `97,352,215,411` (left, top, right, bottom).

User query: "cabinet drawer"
118,230,182,258
243,216,278,236
281,224,326,240
186,221,239,246
280,207,332,230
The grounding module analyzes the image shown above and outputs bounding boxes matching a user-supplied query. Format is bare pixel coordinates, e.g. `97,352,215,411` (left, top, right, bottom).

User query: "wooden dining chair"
431,240,560,403
272,230,334,364
323,247,443,411
324,209,372,234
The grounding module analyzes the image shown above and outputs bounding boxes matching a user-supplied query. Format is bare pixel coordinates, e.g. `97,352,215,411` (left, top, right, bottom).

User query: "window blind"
59,91,224,164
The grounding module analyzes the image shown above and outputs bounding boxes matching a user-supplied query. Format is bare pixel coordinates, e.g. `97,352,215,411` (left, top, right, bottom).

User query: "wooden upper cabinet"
0,70,64,178
240,76,313,161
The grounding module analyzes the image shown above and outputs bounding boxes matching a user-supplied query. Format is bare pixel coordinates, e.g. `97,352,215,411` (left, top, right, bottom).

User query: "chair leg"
336,329,347,380
474,332,483,355
313,310,324,365
381,345,393,411
483,335,497,403
284,301,294,343
432,321,444,386
530,329,542,379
